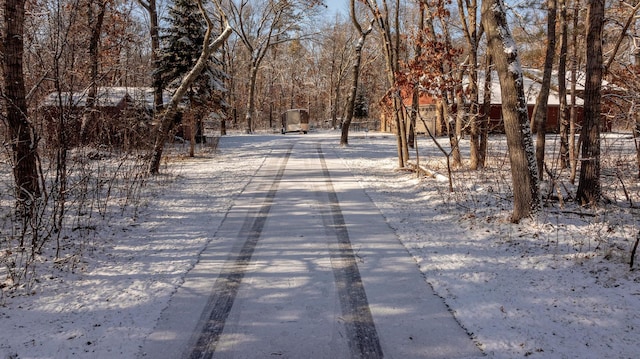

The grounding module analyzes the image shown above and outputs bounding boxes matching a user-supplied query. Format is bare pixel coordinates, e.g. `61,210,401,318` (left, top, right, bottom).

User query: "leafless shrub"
0,138,152,294
418,133,637,269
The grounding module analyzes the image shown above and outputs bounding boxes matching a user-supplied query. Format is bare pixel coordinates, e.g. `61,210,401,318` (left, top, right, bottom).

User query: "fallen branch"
406,161,449,183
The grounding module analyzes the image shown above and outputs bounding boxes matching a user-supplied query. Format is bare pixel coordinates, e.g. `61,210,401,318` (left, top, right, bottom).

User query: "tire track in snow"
316,144,384,359
187,144,293,359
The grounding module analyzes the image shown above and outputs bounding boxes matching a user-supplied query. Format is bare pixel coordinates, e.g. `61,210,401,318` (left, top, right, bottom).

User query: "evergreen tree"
156,0,226,105
353,87,368,119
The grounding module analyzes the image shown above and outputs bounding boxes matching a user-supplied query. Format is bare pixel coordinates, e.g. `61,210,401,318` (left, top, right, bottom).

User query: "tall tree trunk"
635,115,640,178
436,10,462,167
341,1,372,146
451,87,464,168
408,86,418,148
394,0,409,164
482,0,540,222
3,0,42,210
532,0,557,180
81,0,107,144
457,0,480,170
576,0,603,205
408,4,423,149
569,4,579,184
366,0,407,167
245,64,258,133
558,0,570,169
479,52,493,168
137,0,163,111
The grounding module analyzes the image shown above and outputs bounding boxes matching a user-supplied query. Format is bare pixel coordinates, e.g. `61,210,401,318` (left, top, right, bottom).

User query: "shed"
39,87,172,147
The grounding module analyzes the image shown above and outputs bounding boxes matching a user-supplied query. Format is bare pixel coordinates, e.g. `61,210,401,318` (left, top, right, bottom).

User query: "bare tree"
407,1,425,150
558,0,569,169
80,0,108,143
229,0,318,133
3,0,42,212
340,0,373,146
148,0,232,174
325,17,353,129
575,0,604,205
364,0,408,167
479,52,492,168
569,2,580,184
457,0,483,170
531,0,557,180
481,0,540,222
136,0,164,111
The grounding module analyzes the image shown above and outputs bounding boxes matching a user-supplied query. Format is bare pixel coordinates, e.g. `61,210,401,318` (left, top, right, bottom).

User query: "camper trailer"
281,109,310,134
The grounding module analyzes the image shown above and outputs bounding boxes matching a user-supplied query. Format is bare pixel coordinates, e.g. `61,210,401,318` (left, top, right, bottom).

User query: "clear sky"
324,0,348,16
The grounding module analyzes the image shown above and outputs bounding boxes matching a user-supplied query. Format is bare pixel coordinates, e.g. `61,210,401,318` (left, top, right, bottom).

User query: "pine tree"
156,0,225,104
156,0,227,153
353,88,369,119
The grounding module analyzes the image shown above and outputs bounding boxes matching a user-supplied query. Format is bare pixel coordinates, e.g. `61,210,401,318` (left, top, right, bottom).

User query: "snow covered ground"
1,130,639,358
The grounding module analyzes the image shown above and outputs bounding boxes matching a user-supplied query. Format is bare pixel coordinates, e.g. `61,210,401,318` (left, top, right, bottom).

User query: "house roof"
523,68,624,93
474,70,585,106
402,92,437,106
40,87,174,110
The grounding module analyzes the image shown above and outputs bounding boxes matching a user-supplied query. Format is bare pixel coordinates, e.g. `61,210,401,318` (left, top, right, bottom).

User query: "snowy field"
1,130,639,358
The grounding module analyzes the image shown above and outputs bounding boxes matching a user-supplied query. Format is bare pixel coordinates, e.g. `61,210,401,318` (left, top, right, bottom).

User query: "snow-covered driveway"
139,137,481,359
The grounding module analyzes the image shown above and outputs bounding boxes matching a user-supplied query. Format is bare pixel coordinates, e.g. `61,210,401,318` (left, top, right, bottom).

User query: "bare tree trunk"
452,86,464,168
478,52,492,168
394,0,409,165
81,0,107,144
408,4,425,150
398,96,409,164
341,1,372,146
558,0,570,169
137,0,163,111
532,0,557,180
366,0,407,167
569,3,580,184
576,0,603,205
408,3,424,150
408,87,418,149
482,0,540,222
245,65,258,133
457,0,479,170
3,0,42,210
635,116,640,178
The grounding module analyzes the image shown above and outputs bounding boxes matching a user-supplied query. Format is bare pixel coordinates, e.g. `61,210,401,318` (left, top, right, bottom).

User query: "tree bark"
479,52,493,168
532,0,557,180
408,4,424,149
3,0,42,209
576,0,603,206
558,0,569,169
635,116,640,178
81,0,107,144
366,0,407,167
245,65,259,133
569,4,579,184
137,0,163,111
482,0,540,222
341,1,372,146
457,0,480,170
